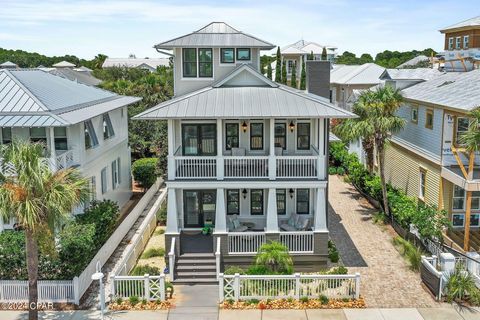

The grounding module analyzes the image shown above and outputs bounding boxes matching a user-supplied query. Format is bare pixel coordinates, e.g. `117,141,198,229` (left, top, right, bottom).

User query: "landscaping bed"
109,299,172,311
220,297,365,309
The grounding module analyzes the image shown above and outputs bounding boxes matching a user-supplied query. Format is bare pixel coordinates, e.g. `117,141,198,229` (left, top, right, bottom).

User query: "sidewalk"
2,306,479,320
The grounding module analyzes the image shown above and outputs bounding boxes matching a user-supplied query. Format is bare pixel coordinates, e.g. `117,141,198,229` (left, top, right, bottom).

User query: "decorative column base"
313,231,328,255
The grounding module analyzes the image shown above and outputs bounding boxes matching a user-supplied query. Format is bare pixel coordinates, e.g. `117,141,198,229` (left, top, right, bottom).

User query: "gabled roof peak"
195,22,240,34
213,64,278,88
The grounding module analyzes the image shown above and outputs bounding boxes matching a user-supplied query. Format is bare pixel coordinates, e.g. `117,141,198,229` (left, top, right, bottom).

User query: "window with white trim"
448,37,454,50
101,167,107,194
103,113,115,140
236,48,251,61
453,185,465,210
221,48,235,63
455,117,469,145
111,159,119,190
464,35,469,49
287,60,294,75
419,169,426,200
456,37,461,49
30,127,47,144
54,127,68,151
1,127,12,144
84,120,99,149
182,48,213,78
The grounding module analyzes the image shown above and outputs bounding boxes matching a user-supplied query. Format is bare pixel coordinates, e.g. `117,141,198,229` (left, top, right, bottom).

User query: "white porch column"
317,119,325,180
167,119,175,180
48,127,56,170
269,119,276,180
166,188,179,234
265,188,279,232
216,119,224,180
214,188,227,233
314,187,327,231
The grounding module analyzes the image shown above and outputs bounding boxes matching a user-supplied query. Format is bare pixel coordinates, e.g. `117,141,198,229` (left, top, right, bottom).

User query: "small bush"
300,296,309,303
372,212,386,225
392,237,422,271
247,298,259,305
445,266,477,303
141,298,147,305
141,247,165,259
255,241,293,274
76,200,119,248
129,296,140,306
131,264,161,276
246,265,271,275
165,281,174,298
287,297,295,303
115,297,123,305
319,294,329,305
328,240,340,263
132,158,158,190
224,266,246,275
328,266,348,275
58,222,96,277
336,167,345,175
226,299,235,305
156,202,167,225
328,167,337,175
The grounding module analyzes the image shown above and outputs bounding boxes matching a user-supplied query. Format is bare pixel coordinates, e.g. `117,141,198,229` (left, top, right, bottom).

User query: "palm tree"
93,54,108,69
255,241,293,274
0,140,90,320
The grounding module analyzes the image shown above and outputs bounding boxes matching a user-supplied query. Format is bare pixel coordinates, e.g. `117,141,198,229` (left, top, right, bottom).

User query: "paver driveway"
328,175,443,308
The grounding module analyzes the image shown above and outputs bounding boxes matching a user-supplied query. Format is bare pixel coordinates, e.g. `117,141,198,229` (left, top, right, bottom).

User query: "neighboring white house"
102,58,170,72
52,60,77,68
0,69,141,231
0,61,18,69
134,22,354,283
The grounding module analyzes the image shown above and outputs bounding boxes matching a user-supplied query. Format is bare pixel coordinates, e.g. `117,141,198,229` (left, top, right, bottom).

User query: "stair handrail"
215,237,221,280
168,237,175,281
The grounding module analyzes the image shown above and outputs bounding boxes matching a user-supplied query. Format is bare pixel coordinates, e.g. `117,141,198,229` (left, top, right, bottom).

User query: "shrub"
76,200,119,248
131,264,161,276
445,266,477,303
328,167,337,175
224,266,246,275
255,241,293,274
247,298,259,305
226,299,235,305
328,266,348,275
336,167,345,176
319,294,329,305
141,298,147,305
156,201,167,225
115,297,123,305
246,265,271,275
129,296,140,306
300,296,309,303
372,212,386,225
58,222,96,277
132,158,158,190
165,281,174,298
0,230,28,279
392,237,422,271
328,240,340,263
141,247,165,259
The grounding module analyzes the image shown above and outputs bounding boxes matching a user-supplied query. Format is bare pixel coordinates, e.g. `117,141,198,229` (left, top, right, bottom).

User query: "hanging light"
289,121,295,132
289,188,295,198
242,189,248,199
241,121,248,133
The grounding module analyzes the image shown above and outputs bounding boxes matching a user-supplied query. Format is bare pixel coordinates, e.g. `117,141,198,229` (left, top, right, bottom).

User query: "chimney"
306,60,331,100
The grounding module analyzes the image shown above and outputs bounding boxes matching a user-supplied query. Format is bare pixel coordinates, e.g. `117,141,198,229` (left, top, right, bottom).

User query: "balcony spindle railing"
228,232,266,254
224,157,269,178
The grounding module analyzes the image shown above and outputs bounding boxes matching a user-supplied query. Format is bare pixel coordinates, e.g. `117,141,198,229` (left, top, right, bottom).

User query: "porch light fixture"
242,189,248,199
241,121,248,133
289,121,295,132
289,188,295,198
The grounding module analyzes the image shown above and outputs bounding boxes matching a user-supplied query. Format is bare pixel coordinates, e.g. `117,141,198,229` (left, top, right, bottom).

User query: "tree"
359,53,374,64
336,51,359,65
275,47,281,83
92,54,108,69
290,61,297,88
267,63,272,80
0,140,90,320
308,50,314,60
281,59,287,84
255,241,293,274
300,56,306,90
321,47,327,61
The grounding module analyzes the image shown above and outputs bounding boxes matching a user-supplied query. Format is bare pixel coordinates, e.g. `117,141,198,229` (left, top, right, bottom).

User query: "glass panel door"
184,191,201,227
182,124,216,156
202,191,216,225
182,125,199,155
200,124,216,155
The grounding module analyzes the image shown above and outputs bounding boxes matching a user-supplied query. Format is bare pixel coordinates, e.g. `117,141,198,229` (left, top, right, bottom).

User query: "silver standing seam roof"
154,22,275,49
440,16,480,32
48,68,102,86
134,64,354,120
330,63,385,85
0,69,141,127
381,68,444,81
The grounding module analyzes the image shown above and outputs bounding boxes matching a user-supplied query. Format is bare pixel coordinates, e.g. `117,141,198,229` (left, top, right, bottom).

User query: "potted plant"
202,226,211,235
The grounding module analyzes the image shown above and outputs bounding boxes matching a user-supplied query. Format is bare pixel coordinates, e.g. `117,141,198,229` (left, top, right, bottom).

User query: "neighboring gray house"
102,58,170,72
380,68,444,90
134,22,354,283
0,61,18,69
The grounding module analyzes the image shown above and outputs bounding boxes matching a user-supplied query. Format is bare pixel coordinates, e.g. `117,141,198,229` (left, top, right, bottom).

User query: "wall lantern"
242,189,248,199
289,121,295,132
289,188,295,198
242,121,248,133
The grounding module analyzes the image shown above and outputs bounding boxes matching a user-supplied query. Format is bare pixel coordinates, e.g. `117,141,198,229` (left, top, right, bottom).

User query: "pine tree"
281,59,287,84
321,47,327,61
290,61,297,88
308,50,314,60
267,63,272,80
275,47,281,82
300,57,306,90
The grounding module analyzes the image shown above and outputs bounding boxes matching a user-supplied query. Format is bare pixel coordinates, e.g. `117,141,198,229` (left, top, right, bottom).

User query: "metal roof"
102,58,170,69
381,68,444,81
134,64,354,120
52,61,76,68
330,63,385,85
154,22,275,49
401,69,480,111
281,40,337,55
0,61,18,68
48,68,102,86
0,69,141,127
440,16,480,32
396,55,430,68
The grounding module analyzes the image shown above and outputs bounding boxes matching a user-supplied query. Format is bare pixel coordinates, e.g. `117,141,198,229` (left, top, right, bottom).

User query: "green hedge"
329,142,450,240
132,158,158,190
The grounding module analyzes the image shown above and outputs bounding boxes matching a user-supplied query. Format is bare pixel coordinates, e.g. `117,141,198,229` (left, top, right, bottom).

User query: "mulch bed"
220,297,366,309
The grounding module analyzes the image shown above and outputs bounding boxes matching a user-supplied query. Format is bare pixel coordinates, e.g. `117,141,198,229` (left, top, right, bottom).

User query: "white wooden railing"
0,280,78,303
175,157,216,179
168,237,176,281
215,237,222,280
224,156,269,178
219,273,361,301
228,232,266,254
1,149,77,176
54,149,76,170
276,156,317,178
279,231,314,253
110,274,166,301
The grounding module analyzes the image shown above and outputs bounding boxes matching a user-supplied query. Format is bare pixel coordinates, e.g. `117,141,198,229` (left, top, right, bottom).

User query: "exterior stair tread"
173,278,218,284
180,253,215,258
176,271,217,277
176,265,216,270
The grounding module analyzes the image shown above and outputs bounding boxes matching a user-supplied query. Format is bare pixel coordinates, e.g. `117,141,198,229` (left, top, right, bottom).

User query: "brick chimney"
306,60,331,100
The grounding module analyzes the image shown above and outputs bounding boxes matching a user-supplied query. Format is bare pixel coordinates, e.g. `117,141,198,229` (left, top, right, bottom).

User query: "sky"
0,0,478,60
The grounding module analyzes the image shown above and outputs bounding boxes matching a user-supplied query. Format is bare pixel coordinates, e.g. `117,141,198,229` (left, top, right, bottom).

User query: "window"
411,106,418,123
111,159,119,190
250,123,263,150
448,37,454,50
103,113,115,140
250,189,264,215
117,157,121,184
277,189,286,215
425,109,434,129
297,123,310,150
452,214,464,227
227,189,240,215
199,48,213,77
89,176,97,201
1,127,12,144
456,37,461,49
274,123,286,149
472,214,480,227
455,117,469,145
236,48,251,61
453,185,465,210
464,35,470,49
419,169,426,200
101,167,107,194
54,127,68,150
296,189,309,214
182,48,197,78
225,123,239,150
287,60,294,74
30,127,46,144
84,120,99,149
221,48,235,63
472,191,480,210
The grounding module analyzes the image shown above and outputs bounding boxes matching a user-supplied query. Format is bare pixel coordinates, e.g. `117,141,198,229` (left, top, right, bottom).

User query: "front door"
182,124,216,156
183,190,216,228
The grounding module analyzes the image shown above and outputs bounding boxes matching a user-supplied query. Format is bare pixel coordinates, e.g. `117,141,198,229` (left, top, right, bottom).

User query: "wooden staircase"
174,252,217,284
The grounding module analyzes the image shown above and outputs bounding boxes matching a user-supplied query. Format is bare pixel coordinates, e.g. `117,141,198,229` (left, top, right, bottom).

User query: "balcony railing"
0,149,78,176
227,231,315,254
224,156,269,178
175,157,217,179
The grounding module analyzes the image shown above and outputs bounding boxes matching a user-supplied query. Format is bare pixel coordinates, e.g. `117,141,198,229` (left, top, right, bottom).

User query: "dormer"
154,22,275,96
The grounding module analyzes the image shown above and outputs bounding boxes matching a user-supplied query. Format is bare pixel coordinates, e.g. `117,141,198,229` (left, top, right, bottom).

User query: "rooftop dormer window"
182,48,213,78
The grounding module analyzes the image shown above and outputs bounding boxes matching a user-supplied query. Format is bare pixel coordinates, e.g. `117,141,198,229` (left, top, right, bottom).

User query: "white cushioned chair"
228,214,249,232
280,214,310,231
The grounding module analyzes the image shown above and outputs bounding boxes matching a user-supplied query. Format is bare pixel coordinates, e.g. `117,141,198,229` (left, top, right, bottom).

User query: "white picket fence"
0,178,164,305
219,273,361,302
110,275,166,301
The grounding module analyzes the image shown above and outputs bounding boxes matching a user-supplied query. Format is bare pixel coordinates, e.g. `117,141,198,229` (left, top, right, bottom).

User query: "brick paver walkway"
328,175,444,308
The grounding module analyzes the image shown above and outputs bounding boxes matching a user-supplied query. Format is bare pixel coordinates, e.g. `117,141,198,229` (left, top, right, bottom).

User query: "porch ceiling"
441,166,480,191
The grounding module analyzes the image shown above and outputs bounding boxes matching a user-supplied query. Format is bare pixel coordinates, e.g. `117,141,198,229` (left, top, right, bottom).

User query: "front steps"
174,252,217,284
